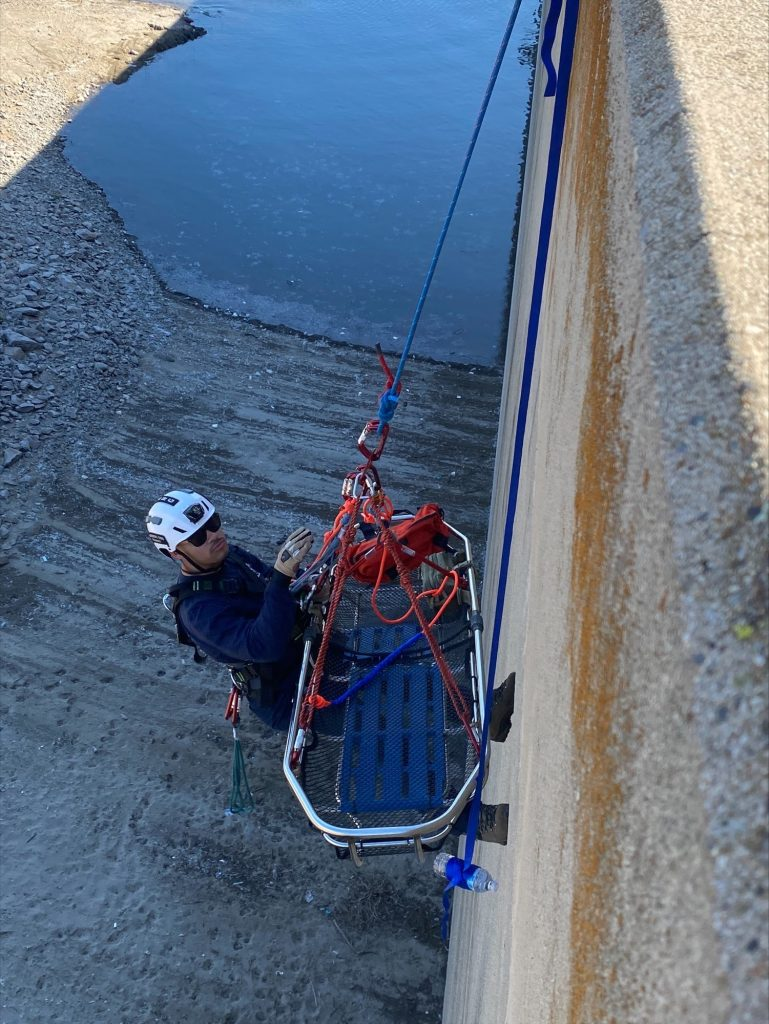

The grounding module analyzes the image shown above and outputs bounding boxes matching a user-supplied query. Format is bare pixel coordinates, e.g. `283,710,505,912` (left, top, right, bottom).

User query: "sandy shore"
0,3,504,1021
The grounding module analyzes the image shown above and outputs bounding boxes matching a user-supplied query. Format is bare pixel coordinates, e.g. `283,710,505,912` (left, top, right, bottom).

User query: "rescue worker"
146,488,312,728
146,488,514,843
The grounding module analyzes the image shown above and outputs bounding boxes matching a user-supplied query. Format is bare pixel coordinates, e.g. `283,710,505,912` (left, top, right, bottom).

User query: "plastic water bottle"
433,852,499,892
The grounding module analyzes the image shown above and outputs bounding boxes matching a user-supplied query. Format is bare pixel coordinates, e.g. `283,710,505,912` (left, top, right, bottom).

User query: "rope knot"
377,388,399,425
306,694,331,710
442,856,480,892
440,856,480,939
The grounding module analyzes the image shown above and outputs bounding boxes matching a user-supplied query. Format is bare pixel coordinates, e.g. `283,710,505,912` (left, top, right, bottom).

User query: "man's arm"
181,574,297,665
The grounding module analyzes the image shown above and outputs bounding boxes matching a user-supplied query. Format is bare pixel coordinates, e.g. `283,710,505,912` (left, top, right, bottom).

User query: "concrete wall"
443,2,768,1022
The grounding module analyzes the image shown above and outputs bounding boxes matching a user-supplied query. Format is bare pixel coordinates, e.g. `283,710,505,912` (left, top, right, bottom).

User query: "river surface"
65,0,538,364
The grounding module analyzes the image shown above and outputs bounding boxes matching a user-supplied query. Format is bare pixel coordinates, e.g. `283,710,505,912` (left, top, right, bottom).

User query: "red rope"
293,497,362,748
290,474,479,764
380,526,479,755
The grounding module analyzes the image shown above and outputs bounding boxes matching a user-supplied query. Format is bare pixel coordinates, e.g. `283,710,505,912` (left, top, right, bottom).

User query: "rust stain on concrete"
567,2,629,1021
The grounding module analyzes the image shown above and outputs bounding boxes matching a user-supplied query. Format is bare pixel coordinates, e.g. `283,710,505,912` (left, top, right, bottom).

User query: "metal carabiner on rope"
341,465,381,499
357,419,389,462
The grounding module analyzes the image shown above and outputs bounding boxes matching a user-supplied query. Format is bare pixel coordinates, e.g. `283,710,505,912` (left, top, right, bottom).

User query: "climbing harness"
162,549,268,663
162,550,302,812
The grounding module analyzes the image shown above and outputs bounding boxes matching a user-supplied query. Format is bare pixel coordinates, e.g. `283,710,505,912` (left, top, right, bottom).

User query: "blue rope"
441,0,581,939
326,631,424,707
377,0,527,432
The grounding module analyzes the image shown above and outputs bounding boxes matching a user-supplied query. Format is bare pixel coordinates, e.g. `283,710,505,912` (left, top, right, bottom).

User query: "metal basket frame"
283,521,487,859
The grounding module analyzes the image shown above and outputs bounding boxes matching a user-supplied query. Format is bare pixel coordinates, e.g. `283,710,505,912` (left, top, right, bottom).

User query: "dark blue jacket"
177,544,299,669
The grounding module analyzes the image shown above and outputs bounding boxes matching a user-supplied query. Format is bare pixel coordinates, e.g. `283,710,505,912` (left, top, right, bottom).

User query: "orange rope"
291,486,479,765
380,527,479,754
362,493,393,523
292,496,363,758
369,540,459,628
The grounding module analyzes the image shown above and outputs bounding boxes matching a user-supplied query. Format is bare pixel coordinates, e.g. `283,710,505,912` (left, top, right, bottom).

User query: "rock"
2,329,42,352
3,449,23,469
5,347,26,361
16,262,35,276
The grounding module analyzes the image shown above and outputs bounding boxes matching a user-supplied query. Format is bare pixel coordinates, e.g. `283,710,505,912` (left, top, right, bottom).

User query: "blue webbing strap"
327,630,424,707
441,855,482,923
540,0,564,96
441,0,581,941
377,0,527,432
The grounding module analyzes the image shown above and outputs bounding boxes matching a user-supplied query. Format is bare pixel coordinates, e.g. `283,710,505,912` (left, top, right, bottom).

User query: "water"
65,0,538,364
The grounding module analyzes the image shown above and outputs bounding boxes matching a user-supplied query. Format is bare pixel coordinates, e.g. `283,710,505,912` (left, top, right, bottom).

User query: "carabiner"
358,419,389,462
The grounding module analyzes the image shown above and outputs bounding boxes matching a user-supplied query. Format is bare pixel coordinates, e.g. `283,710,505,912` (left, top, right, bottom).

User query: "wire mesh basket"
284,522,486,861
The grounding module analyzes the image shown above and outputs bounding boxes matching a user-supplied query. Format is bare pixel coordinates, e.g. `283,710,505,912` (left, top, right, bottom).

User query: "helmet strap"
176,548,229,576
179,550,210,574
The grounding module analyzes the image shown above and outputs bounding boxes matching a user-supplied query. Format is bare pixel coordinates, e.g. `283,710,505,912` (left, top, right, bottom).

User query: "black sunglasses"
187,512,222,547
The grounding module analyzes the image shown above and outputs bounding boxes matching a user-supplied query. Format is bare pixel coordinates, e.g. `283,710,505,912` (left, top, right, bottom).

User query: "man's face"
172,512,229,571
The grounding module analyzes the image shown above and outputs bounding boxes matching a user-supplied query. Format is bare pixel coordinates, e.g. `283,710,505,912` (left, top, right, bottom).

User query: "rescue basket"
283,518,487,863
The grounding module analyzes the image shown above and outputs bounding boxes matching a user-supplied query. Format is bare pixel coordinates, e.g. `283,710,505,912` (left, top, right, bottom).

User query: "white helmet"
146,489,216,555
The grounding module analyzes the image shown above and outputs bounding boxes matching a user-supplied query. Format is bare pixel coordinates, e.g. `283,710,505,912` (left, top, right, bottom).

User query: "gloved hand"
274,526,314,578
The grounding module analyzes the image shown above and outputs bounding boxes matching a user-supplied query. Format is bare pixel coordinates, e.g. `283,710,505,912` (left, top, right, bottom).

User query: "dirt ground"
0,3,504,1022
